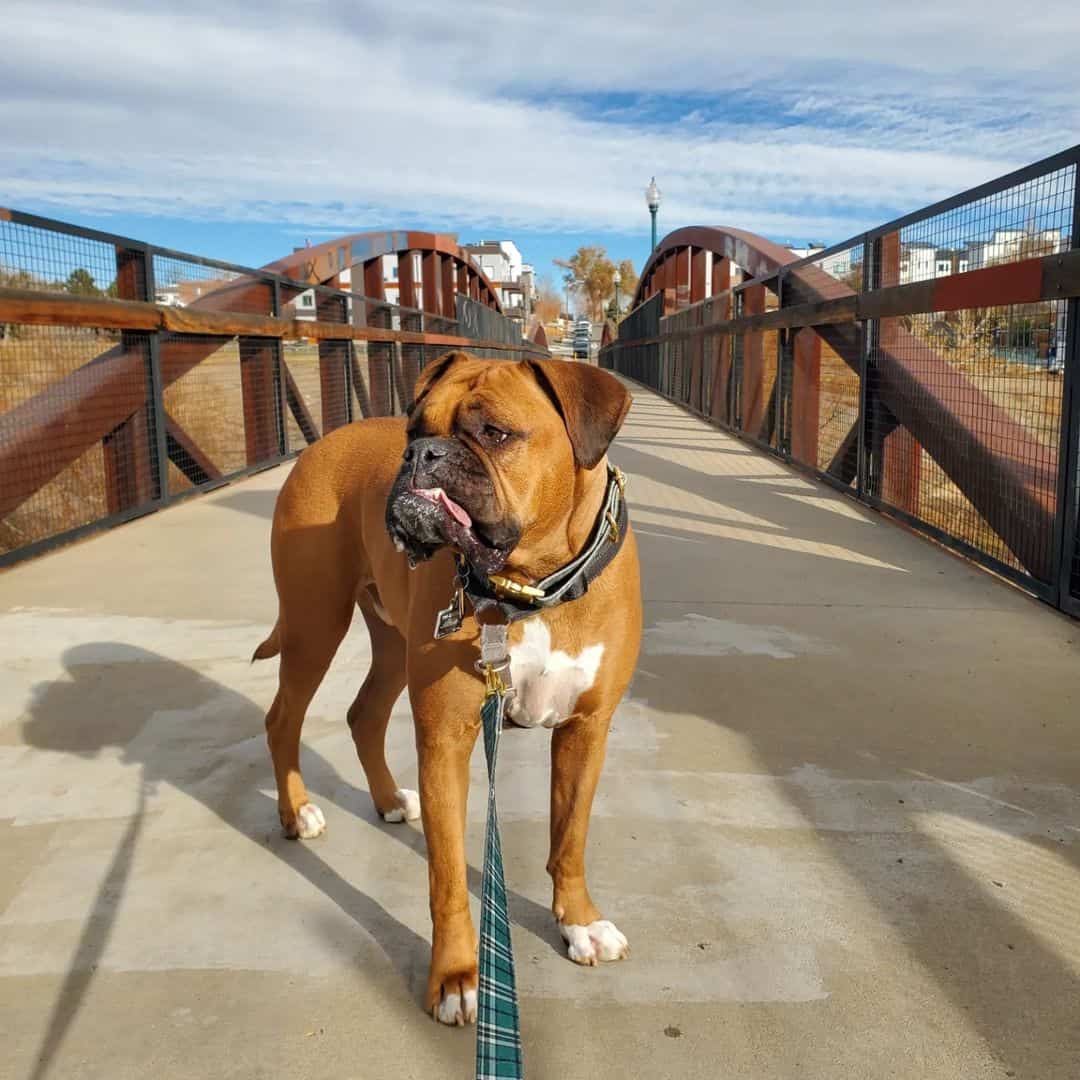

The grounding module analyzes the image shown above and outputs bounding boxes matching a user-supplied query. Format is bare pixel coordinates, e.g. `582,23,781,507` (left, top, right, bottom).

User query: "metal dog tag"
433,587,465,639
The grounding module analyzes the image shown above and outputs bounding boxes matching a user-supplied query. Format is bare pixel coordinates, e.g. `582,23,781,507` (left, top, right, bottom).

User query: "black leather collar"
459,465,628,624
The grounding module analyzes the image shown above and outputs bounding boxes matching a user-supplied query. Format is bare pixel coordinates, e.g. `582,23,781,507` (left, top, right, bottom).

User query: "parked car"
572,319,592,359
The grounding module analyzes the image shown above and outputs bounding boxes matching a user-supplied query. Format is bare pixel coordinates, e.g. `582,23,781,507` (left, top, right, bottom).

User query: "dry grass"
0,317,1068,575
0,327,113,551
0,330,331,553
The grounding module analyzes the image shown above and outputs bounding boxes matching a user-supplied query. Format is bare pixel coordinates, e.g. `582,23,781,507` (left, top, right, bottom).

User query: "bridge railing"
0,209,547,567
601,144,1080,617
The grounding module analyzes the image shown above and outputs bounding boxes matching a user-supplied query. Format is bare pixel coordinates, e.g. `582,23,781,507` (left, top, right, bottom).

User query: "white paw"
435,988,477,1026
560,920,630,966
381,788,421,823
295,803,326,839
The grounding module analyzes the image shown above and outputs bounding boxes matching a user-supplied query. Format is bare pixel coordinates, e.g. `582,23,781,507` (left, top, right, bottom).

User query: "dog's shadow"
20,642,563,1079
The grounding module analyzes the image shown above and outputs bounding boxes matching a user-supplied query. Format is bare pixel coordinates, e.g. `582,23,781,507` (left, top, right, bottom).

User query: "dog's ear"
528,360,632,469
408,350,470,417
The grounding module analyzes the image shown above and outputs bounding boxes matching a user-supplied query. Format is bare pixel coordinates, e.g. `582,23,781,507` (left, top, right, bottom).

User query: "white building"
787,244,859,282
462,240,534,316
966,228,1063,270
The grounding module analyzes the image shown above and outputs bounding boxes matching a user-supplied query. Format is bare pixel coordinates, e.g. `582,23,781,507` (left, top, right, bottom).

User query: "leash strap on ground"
475,673,525,1080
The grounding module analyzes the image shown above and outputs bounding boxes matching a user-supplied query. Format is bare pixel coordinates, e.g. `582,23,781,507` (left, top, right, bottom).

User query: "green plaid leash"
475,628,525,1080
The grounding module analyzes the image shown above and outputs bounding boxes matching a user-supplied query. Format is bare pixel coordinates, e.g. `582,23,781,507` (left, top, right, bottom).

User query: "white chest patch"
505,619,604,729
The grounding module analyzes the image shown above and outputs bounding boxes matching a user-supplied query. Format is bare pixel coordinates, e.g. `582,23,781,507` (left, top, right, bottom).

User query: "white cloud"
2,0,1078,245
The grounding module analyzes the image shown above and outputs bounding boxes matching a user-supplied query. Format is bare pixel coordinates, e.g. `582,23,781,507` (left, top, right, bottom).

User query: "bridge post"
675,246,691,310
1053,173,1080,612
867,230,921,515
316,283,350,433
708,258,732,424
791,328,821,466
441,256,458,323
421,249,447,372
102,245,158,513
239,334,281,465
741,282,767,437
688,249,708,410
362,257,394,416
397,251,423,407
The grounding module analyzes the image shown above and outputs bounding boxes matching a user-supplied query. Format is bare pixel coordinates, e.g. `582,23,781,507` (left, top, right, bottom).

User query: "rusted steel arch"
631,226,797,308
0,231,503,524
263,230,504,313
628,225,1057,582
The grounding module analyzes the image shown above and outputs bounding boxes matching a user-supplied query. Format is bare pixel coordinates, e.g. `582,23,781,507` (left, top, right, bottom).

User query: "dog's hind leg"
348,597,418,824
266,603,352,840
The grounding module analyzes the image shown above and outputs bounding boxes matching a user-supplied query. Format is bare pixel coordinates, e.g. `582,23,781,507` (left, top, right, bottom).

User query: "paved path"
1,384,1078,1079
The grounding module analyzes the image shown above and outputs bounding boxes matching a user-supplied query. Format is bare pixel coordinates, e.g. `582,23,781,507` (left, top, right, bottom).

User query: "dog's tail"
251,621,281,662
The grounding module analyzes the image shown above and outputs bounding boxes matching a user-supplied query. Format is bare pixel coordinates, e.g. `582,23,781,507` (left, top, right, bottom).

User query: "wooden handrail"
0,287,544,355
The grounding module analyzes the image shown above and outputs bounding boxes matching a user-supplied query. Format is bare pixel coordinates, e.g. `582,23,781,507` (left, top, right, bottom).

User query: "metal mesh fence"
785,244,864,305
870,164,1075,287
866,300,1066,581
600,145,1080,611
0,217,131,299
164,337,242,492
0,208,547,565
0,325,158,554
281,343,323,451
152,254,273,316
1072,447,1080,602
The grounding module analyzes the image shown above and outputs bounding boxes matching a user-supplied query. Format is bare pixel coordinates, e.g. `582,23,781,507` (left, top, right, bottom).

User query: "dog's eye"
482,425,509,445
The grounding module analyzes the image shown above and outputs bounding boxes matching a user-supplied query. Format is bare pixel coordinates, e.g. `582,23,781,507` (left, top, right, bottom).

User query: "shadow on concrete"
19,641,561,1077
630,639,1080,1076
20,646,425,1078
616,401,1080,1076
24,786,147,1080
213,488,280,520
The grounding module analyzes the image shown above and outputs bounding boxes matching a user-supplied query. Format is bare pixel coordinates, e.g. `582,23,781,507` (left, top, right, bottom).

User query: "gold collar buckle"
488,574,546,602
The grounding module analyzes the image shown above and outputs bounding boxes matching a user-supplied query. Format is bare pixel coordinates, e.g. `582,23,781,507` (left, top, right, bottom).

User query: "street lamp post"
613,267,621,316
645,176,662,252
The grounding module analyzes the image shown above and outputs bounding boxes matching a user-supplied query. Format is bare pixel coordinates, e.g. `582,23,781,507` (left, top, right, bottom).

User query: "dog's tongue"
416,487,472,528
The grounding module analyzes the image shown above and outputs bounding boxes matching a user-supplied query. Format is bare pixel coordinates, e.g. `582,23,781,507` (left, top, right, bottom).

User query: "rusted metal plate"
103,406,155,514
790,329,821,468
740,284,768,436
421,250,442,316
239,338,281,464
441,256,457,320
690,248,708,304
318,340,350,433
397,251,418,309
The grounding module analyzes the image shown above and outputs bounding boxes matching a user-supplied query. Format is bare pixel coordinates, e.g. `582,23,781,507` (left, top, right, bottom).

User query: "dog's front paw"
560,919,630,966
281,802,326,840
380,788,421,824
435,986,478,1027
428,971,478,1027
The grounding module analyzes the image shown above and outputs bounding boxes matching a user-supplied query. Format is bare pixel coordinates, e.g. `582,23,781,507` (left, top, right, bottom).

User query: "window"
301,293,314,308
337,246,346,270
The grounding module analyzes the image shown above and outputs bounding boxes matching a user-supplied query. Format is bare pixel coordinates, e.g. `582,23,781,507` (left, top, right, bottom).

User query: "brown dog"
254,352,641,1025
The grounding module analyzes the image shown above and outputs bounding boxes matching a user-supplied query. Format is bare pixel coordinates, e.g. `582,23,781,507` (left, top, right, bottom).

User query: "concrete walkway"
1,384,1078,1080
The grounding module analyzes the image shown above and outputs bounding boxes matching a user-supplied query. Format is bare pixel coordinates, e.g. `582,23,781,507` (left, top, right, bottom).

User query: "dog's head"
385,351,631,574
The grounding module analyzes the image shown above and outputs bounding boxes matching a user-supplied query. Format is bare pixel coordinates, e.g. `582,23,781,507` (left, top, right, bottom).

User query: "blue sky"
3,0,1079,294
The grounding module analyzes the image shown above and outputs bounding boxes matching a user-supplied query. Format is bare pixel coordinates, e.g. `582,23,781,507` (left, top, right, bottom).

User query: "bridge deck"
1,384,1077,1079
